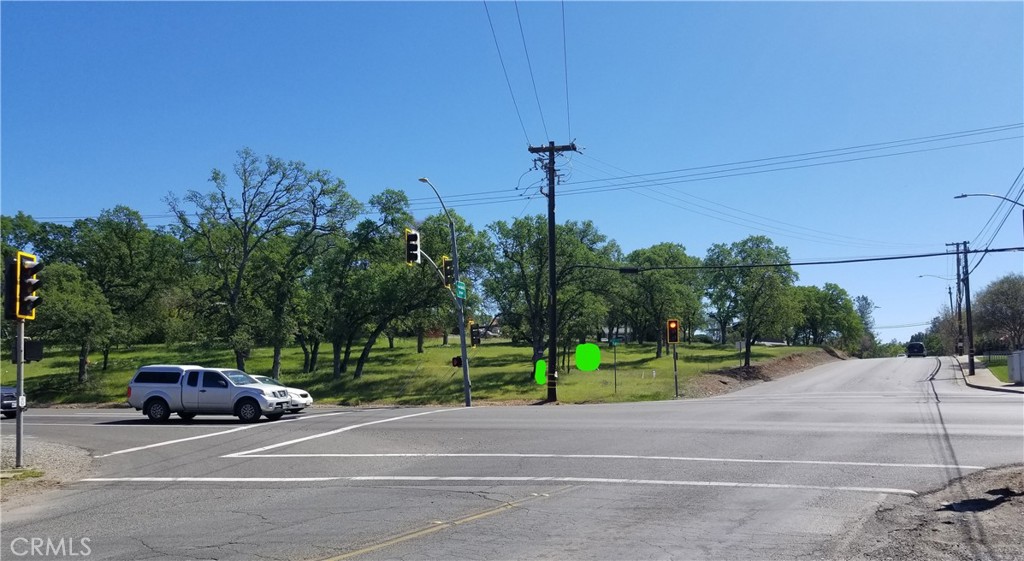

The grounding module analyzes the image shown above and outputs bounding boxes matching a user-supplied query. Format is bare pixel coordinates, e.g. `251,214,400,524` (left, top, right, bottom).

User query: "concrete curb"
952,356,1024,395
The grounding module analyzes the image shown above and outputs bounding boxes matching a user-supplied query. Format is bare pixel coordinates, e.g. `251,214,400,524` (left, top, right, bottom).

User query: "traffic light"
442,256,454,288
470,321,481,347
666,319,679,344
15,251,43,320
404,228,421,265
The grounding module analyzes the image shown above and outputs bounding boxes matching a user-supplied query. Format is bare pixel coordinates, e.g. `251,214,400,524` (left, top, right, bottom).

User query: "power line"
563,123,1021,188
483,0,531,146
514,0,549,141
561,0,571,140
558,135,1022,197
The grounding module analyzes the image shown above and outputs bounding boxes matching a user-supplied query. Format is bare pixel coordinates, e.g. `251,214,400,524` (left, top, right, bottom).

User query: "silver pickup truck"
127,364,290,422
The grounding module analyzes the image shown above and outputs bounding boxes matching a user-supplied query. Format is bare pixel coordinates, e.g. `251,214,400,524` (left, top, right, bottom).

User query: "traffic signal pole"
15,319,25,468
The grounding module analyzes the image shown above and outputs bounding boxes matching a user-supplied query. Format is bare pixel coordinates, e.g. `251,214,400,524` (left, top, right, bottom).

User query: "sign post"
672,344,680,398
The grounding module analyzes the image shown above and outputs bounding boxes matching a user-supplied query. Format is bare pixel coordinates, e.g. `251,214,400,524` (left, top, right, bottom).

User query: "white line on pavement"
222,409,462,458
78,475,918,496
227,452,985,470
95,411,351,458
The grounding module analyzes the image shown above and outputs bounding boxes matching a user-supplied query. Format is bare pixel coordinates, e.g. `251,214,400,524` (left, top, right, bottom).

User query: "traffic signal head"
15,251,43,320
666,319,679,344
405,228,421,265
470,322,481,347
442,256,454,288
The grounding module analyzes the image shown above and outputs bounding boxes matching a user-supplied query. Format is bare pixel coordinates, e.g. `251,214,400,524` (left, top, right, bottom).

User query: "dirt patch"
832,464,1024,560
684,347,846,399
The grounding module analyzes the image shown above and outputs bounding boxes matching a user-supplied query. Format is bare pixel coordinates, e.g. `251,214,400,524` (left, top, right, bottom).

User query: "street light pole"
419,177,471,407
954,193,1024,271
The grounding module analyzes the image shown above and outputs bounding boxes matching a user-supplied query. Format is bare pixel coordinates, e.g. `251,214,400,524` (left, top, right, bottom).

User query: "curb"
952,356,1024,395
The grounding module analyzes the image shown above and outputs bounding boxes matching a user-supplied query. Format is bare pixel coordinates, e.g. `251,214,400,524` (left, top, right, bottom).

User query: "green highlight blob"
575,343,601,372
534,360,547,385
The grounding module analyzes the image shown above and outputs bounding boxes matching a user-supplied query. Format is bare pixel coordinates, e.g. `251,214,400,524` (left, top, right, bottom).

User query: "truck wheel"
235,398,261,423
145,398,170,422
265,412,284,422
178,412,196,421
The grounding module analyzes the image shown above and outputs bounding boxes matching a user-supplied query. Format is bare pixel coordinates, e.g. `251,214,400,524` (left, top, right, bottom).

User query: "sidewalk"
953,356,1024,394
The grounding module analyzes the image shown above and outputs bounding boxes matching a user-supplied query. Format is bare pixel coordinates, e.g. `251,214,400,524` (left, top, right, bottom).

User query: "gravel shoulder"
1,435,94,507
831,464,1024,561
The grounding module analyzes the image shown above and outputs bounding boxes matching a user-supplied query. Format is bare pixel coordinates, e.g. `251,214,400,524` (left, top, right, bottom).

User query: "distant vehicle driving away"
127,365,290,422
906,342,926,357
250,375,313,413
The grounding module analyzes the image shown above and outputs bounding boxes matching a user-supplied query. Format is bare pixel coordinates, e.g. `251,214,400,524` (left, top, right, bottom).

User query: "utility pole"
962,241,976,376
947,242,965,355
528,140,577,402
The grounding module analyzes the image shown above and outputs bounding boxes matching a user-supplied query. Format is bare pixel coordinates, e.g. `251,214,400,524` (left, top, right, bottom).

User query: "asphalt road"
2,357,1021,560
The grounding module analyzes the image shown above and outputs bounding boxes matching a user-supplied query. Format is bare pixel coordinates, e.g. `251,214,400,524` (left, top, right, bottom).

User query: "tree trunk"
387,333,395,349
78,342,90,383
299,337,310,373
102,347,110,371
271,345,283,378
234,348,246,372
442,331,450,346
354,326,386,379
743,324,753,367
332,338,343,380
417,329,425,353
310,340,320,372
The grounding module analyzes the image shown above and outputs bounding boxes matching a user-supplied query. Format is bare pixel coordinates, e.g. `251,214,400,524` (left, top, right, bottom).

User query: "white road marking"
78,475,918,496
229,452,985,470
222,409,461,458
82,477,339,483
95,411,351,458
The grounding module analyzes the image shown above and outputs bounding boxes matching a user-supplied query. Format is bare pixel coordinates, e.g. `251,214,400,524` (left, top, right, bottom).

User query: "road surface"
2,357,1021,560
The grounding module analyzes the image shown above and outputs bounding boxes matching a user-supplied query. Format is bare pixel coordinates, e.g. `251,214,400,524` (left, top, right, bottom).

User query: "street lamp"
954,193,1024,248
419,177,471,407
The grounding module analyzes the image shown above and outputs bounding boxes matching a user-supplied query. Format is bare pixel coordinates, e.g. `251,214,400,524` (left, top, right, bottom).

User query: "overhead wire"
513,0,549,141
562,123,1021,188
483,0,532,146
967,167,1024,274
561,0,572,140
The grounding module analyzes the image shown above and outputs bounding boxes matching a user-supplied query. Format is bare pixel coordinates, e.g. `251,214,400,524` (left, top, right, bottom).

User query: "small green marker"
575,343,600,372
534,360,547,385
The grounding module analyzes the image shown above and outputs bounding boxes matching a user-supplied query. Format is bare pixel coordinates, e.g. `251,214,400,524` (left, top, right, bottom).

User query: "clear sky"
2,1,1022,344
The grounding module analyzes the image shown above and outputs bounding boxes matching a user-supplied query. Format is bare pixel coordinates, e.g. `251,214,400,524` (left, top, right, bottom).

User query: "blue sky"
2,1,1022,344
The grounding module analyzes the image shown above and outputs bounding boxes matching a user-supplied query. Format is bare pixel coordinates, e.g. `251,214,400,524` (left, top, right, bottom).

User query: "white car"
251,375,313,413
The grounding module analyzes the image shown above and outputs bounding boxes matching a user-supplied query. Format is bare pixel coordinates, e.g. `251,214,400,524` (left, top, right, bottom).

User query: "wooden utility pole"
962,241,976,376
528,141,577,402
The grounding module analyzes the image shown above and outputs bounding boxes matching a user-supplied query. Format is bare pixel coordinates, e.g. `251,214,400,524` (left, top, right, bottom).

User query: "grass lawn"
0,339,818,406
981,356,1011,383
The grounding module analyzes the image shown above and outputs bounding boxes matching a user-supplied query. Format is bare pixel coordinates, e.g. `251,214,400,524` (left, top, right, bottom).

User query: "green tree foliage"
973,273,1024,349
706,236,798,367
166,148,344,371
484,216,617,367
791,283,864,349
618,243,702,357
30,263,114,383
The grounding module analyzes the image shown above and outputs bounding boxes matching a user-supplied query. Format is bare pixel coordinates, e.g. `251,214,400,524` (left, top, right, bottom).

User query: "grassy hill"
0,339,819,406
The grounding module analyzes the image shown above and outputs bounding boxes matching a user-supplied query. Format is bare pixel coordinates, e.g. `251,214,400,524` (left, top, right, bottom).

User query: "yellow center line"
316,486,576,561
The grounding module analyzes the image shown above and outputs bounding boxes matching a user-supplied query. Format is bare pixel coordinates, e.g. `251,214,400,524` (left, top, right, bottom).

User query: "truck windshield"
223,370,258,385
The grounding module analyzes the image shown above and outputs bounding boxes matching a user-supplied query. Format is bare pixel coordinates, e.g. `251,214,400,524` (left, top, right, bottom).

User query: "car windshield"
253,375,283,386
223,370,258,386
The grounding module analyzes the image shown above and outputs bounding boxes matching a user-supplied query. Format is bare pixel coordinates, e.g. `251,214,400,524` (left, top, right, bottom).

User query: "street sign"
610,337,623,347
455,281,466,299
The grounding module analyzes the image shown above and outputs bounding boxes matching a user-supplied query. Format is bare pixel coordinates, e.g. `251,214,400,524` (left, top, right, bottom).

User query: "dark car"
1,386,18,418
906,342,927,357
